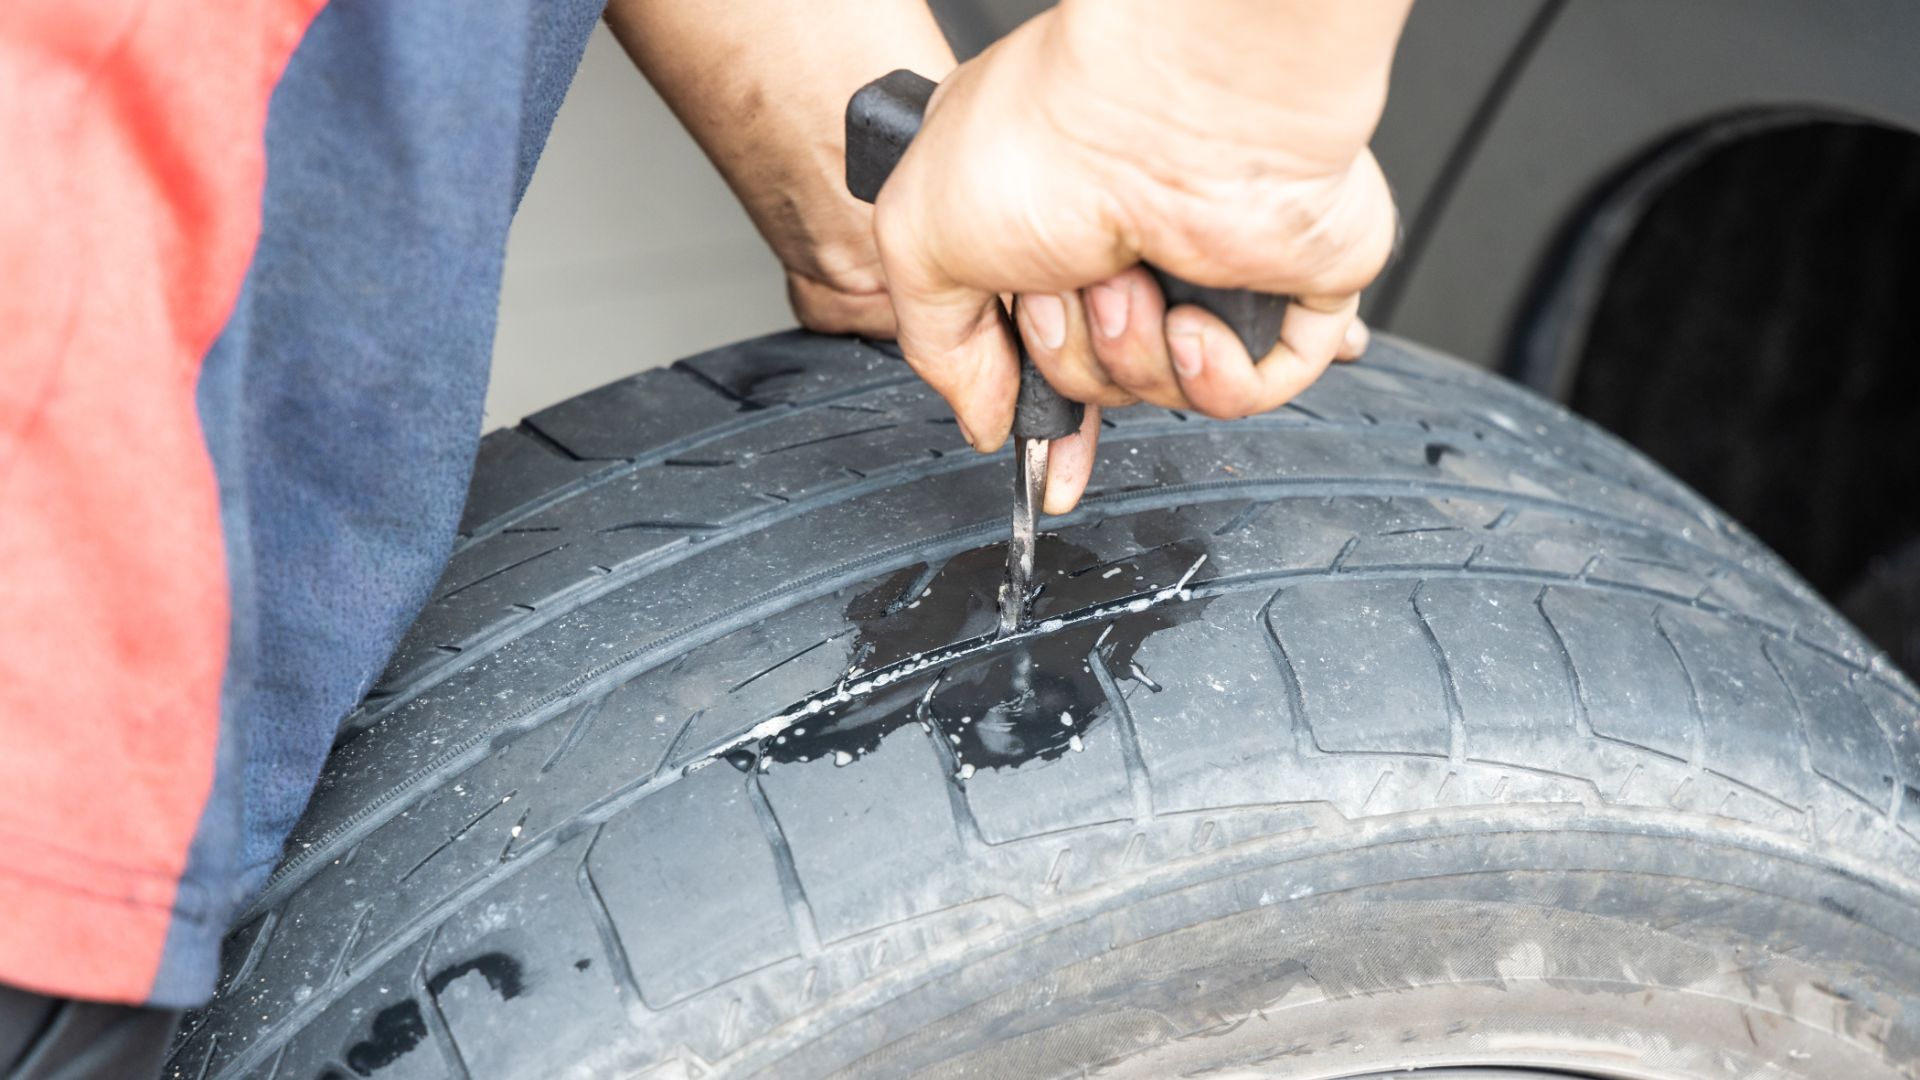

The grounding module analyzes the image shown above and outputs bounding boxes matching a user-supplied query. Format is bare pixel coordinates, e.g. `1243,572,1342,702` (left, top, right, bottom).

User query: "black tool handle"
846,68,1292,433
846,70,1083,440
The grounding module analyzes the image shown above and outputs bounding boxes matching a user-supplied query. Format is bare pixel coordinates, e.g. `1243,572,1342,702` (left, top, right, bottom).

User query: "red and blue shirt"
0,0,601,1007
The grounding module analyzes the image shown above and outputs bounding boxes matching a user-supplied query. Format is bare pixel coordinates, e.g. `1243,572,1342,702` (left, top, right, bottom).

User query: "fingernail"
954,415,976,447
1344,320,1369,353
1169,328,1205,378
1086,281,1129,339
1022,293,1067,350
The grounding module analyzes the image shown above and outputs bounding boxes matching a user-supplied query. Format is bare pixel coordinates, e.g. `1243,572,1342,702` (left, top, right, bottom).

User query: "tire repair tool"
846,70,1289,639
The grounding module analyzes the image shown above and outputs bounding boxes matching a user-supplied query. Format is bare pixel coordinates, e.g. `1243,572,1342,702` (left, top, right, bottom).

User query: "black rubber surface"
169,332,1920,1079
0,986,177,1080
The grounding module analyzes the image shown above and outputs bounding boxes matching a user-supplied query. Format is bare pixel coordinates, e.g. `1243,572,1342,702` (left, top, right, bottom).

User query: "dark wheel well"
1509,112,1920,675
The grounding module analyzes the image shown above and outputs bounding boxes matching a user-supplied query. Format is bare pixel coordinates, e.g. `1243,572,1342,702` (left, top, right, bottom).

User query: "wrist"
608,0,955,299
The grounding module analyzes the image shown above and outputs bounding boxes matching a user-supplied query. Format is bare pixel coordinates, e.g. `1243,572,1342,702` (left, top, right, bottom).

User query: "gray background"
484,25,792,429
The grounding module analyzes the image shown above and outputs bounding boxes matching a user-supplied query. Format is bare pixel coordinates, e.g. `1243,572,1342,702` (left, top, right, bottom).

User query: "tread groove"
882,563,941,618
576,825,652,1021
414,927,474,1080
654,709,706,780
1212,500,1272,537
1260,587,1318,757
600,519,721,535
1090,644,1156,822
1410,581,1468,765
224,910,276,994
193,1035,216,1080
331,907,371,983
760,423,899,456
1851,670,1909,827
399,791,517,884
515,417,593,462
731,631,853,694
541,695,609,774
920,671,991,853
1653,613,1708,770
1070,541,1183,579
433,544,566,603
748,773,823,957
1759,640,1826,819
673,361,781,411
1533,587,1593,738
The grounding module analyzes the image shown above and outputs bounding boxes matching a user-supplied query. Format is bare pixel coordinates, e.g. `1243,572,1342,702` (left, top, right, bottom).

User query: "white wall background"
482,27,796,429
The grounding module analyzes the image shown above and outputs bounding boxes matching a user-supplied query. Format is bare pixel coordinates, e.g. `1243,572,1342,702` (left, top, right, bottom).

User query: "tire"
170,331,1920,1080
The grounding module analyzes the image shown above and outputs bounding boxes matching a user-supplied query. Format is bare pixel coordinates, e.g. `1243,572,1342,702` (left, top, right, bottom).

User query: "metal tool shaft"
998,436,1048,636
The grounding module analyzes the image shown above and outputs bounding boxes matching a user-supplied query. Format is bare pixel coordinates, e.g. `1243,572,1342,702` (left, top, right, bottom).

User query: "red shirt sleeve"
0,0,324,1003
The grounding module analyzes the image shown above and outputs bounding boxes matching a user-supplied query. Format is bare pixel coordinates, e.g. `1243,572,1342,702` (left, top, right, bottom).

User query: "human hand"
871,0,1408,512
603,0,952,340
781,249,896,339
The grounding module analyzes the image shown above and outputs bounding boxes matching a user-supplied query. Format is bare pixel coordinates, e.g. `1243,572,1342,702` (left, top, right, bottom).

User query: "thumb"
874,193,1020,453
894,292,1021,454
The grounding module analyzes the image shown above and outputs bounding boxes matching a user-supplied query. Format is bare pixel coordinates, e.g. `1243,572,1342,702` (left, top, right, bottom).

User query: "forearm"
604,0,955,289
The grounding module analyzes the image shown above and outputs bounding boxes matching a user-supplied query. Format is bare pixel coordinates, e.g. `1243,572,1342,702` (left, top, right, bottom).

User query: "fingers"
1336,315,1370,362
1015,290,1137,409
1082,266,1192,409
1166,292,1360,419
785,272,898,338
1042,403,1101,515
892,293,1022,452
876,190,1024,451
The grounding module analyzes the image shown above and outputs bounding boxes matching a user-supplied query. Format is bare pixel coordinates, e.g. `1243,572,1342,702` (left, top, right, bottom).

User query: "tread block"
1768,642,1896,813
761,727,973,944
201,864,384,1064
507,333,901,467
424,831,637,1078
677,331,899,409
514,670,705,819
956,692,1137,845
1856,676,1920,837
1538,586,1695,761
1266,579,1452,756
341,727,567,969
1471,518,1601,576
667,602,866,763
268,940,444,1080
1658,607,1806,806
1594,553,1708,598
1410,580,1579,759
504,467,768,534
523,365,742,462
358,661,710,884
459,427,603,532
433,529,575,605
1125,593,1293,814
1190,497,1373,582
1340,496,1501,570
590,765,799,1006
673,384,955,502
